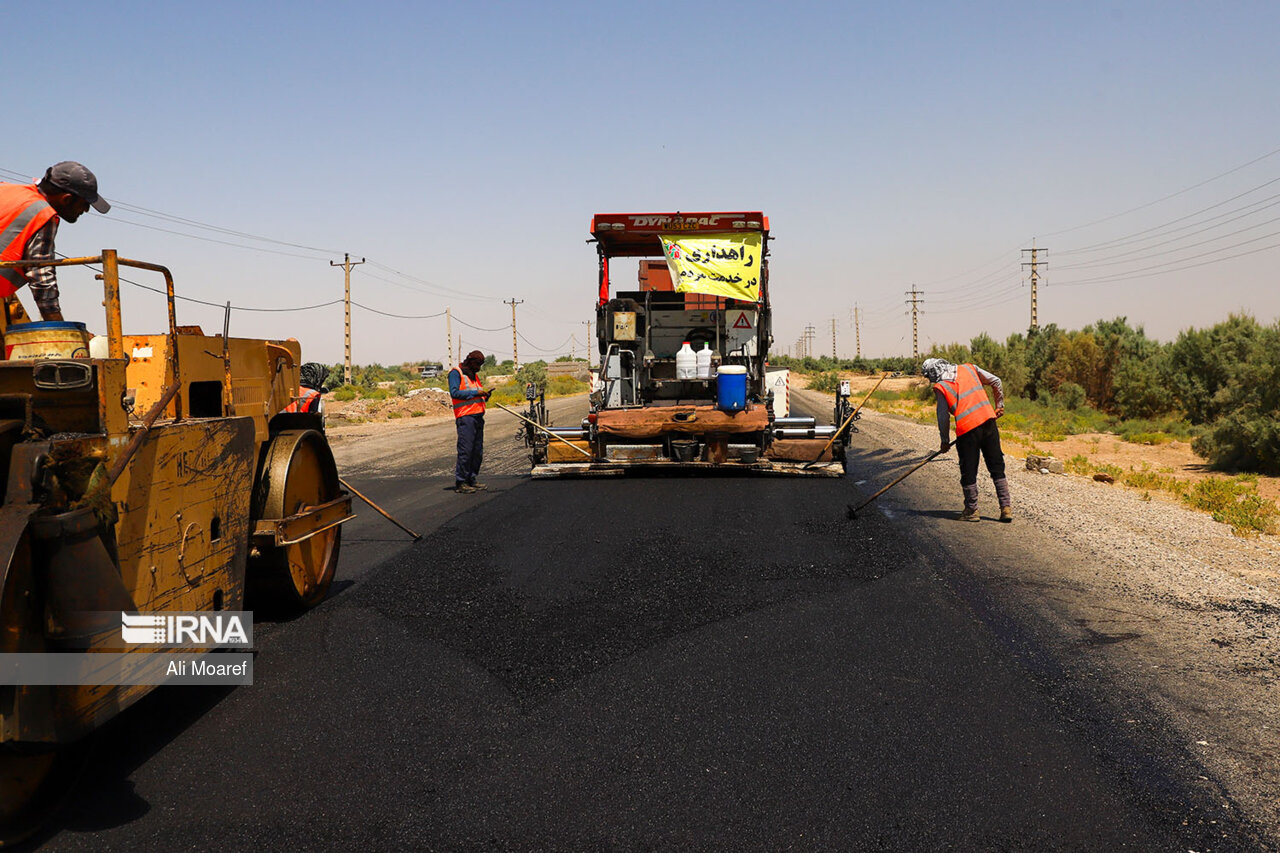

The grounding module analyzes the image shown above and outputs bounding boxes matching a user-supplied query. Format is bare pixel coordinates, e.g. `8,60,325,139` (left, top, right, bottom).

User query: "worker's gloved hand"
995,407,1004,418
940,439,951,453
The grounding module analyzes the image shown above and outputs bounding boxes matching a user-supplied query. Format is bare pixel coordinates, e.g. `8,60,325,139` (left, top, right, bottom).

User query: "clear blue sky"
10,1,1280,365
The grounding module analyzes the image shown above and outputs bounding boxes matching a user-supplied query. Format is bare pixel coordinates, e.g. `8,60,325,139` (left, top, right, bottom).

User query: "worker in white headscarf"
922,357,1012,522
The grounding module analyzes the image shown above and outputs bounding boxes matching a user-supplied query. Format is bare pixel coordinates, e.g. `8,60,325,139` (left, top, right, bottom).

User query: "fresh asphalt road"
31,395,1267,851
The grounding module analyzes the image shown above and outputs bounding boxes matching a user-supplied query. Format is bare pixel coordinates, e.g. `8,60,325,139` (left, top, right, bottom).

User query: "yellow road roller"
0,250,351,844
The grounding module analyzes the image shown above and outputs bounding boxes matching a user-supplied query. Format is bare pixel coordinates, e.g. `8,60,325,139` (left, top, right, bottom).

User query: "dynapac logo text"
627,215,734,229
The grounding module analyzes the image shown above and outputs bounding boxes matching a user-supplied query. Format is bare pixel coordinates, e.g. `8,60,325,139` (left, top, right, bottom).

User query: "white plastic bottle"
675,341,697,379
696,342,713,379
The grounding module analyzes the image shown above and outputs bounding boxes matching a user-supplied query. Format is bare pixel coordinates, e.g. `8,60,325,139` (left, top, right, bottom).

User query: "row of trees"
325,357,590,394
775,315,1280,474
932,315,1280,473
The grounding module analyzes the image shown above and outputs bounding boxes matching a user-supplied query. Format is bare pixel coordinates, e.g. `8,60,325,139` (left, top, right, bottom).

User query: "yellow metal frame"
0,249,302,436
0,250,334,747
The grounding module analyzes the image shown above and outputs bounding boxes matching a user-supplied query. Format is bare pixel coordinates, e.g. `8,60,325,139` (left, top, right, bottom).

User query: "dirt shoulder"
324,387,456,425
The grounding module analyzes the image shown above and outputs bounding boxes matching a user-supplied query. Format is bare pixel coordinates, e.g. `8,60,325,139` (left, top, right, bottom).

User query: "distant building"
545,360,592,381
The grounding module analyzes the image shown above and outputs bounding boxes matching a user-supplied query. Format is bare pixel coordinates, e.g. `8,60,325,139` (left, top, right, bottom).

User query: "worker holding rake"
922,358,1012,523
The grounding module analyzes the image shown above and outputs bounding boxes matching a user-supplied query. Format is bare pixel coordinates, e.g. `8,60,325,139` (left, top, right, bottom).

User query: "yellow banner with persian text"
659,232,763,302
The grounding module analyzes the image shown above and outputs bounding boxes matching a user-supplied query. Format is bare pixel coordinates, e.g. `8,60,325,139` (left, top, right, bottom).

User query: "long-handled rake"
846,442,950,520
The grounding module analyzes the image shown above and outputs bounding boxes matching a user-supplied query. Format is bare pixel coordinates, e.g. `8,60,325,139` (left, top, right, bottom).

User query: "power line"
1056,214,1280,272
102,216,330,260
1056,183,1280,258
1054,236,1280,287
1,162,503,305
517,330,574,353
350,302,448,319
453,316,509,332
1039,143,1280,239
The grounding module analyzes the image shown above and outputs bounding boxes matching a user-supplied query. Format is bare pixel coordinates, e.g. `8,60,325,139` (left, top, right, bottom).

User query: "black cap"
44,161,110,214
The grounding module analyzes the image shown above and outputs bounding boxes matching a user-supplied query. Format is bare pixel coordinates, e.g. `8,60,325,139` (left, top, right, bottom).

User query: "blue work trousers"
454,413,484,485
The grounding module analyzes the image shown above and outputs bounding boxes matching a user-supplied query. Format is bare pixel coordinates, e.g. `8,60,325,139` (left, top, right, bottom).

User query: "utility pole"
1022,241,1048,333
582,319,593,368
505,298,524,369
905,287,923,361
445,307,452,368
830,316,837,359
330,253,366,385
854,304,862,359
803,324,816,360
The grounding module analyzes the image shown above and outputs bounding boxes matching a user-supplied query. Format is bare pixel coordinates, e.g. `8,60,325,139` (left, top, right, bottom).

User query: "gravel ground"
831,396,1280,841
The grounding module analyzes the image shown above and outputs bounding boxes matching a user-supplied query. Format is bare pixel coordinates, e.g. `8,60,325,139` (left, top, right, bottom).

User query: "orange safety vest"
284,387,321,413
0,183,57,297
934,363,996,437
450,366,486,418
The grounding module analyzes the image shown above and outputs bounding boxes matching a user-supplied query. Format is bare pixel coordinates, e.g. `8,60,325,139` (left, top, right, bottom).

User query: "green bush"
1167,314,1265,424
809,371,841,393
331,386,357,402
1065,454,1092,475
1193,408,1280,476
1115,417,1197,442
386,411,403,419
1121,466,1188,496
1113,354,1172,419
546,376,590,396
410,411,426,417
1001,396,1110,438
514,361,548,386
1182,478,1278,536
1122,432,1172,446
1055,382,1086,411
783,314,1280,475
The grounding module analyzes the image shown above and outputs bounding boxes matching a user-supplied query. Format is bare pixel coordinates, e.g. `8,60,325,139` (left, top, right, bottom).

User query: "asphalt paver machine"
521,212,852,477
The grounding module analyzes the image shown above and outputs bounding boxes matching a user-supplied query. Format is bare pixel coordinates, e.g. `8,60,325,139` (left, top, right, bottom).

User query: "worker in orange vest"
0,162,110,324
923,357,1012,523
449,350,492,494
284,363,328,414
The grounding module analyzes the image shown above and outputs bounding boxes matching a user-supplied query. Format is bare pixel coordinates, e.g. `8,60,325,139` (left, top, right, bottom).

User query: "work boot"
1000,505,1013,523
455,482,476,494
959,508,981,522
470,482,488,491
